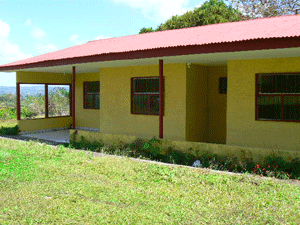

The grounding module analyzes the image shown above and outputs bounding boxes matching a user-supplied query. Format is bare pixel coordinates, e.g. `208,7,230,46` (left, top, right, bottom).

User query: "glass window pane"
20,84,45,120
259,74,300,94
85,82,100,93
257,96,281,120
133,78,159,93
284,96,300,120
133,95,148,114
149,95,159,115
94,94,100,109
48,85,70,117
85,94,94,109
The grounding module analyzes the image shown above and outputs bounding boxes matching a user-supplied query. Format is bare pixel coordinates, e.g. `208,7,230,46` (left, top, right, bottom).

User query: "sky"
0,0,205,86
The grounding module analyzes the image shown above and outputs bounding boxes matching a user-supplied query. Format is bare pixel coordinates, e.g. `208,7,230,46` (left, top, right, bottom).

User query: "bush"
0,107,17,119
0,125,19,135
69,133,300,180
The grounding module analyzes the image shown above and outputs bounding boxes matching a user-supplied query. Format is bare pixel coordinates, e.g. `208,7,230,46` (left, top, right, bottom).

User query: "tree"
139,27,155,34
139,0,243,33
227,0,300,19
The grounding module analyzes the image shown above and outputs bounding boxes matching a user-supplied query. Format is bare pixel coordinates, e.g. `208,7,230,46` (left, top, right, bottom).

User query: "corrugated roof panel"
1,14,300,68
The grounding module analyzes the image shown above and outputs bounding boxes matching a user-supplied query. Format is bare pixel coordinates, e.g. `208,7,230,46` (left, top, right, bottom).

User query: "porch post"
16,83,20,120
159,59,164,139
72,66,76,129
45,84,49,118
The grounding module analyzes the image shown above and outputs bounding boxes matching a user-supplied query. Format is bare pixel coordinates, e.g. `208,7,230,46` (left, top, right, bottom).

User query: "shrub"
68,133,300,180
0,125,19,135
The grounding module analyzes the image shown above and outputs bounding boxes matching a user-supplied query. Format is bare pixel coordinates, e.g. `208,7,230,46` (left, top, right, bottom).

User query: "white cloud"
69,34,79,42
36,43,57,53
0,20,31,63
31,27,45,39
69,34,86,45
111,0,190,21
0,20,10,38
25,19,32,26
94,35,111,40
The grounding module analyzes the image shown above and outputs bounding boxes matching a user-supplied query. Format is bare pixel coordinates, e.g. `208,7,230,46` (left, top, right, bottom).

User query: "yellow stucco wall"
185,64,227,144
100,64,187,140
19,117,72,132
17,71,72,83
206,66,227,144
227,57,300,151
16,71,72,132
75,72,100,129
186,64,207,142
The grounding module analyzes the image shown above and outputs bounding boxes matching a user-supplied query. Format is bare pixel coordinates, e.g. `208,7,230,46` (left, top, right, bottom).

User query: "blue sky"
0,0,205,86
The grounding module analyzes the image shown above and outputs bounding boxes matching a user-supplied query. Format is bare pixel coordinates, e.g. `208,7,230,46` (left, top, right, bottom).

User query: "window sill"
256,119,300,123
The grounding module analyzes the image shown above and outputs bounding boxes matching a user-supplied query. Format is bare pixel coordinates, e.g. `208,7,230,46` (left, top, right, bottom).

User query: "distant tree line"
139,0,300,34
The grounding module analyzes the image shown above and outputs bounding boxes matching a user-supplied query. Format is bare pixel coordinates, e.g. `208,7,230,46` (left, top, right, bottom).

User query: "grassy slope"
0,138,299,224
0,119,17,128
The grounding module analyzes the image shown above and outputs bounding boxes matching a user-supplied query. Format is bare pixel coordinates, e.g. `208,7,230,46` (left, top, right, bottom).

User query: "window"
256,73,300,121
18,83,71,120
131,77,162,115
219,77,227,94
84,82,100,109
48,85,70,117
20,84,45,119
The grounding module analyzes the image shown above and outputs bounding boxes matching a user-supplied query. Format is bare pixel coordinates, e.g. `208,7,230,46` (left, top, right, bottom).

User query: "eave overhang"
1,36,300,72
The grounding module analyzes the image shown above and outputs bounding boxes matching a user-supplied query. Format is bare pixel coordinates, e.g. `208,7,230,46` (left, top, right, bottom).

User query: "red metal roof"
1,14,300,71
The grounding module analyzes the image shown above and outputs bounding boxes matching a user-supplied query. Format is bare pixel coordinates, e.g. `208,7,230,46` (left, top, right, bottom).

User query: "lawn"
0,119,17,128
0,138,299,224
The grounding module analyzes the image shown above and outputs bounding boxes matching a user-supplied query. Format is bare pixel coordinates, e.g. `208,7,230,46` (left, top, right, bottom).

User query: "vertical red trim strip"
69,84,72,117
83,82,86,109
17,83,21,120
72,66,76,129
255,74,258,120
159,59,164,139
281,94,284,120
131,78,134,114
45,84,49,118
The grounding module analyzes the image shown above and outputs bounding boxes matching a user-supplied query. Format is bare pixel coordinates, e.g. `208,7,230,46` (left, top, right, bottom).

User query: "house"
1,14,300,158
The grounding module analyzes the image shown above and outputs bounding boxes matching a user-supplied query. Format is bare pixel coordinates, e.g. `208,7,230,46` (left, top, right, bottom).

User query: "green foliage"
1,138,300,224
0,125,19,135
0,94,17,119
70,133,300,180
139,0,243,33
0,108,17,119
0,87,70,120
48,87,70,117
69,133,104,151
21,106,39,119
21,94,45,119
139,27,155,34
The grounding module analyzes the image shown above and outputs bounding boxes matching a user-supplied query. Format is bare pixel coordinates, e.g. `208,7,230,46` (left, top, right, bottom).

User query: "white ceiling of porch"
10,47,300,74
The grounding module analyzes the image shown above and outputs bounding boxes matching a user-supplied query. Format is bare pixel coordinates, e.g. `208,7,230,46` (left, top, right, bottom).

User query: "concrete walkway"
21,130,69,143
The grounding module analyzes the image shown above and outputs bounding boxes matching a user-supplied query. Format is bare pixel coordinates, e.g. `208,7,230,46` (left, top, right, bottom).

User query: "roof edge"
1,36,300,72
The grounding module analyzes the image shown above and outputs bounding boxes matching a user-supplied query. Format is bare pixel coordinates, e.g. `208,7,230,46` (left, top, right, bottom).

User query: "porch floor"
21,130,69,143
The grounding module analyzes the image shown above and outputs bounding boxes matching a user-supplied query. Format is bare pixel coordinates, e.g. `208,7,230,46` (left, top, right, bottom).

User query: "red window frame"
83,81,100,109
255,73,300,122
17,83,72,120
131,77,163,115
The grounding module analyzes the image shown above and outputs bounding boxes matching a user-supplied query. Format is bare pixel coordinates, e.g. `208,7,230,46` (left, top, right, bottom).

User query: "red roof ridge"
87,14,300,44
1,14,300,71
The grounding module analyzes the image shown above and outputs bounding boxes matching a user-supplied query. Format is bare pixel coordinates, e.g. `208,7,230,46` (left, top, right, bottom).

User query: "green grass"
0,119,17,128
0,138,299,224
